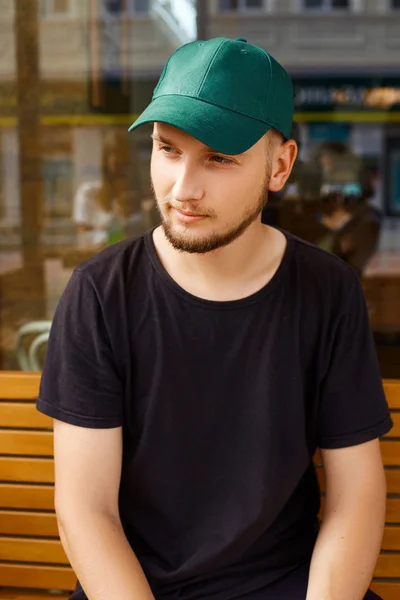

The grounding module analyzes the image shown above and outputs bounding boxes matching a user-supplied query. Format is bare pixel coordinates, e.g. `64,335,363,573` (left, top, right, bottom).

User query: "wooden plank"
0,510,59,537
316,467,400,494
381,441,400,467
382,526,400,550
0,457,54,483
384,380,400,409
385,411,400,437
382,469,400,494
0,430,53,456
0,372,41,401
0,593,70,600
386,499,400,523
0,563,76,591
371,582,400,600
0,536,69,564
0,483,54,510
375,553,400,577
0,402,52,429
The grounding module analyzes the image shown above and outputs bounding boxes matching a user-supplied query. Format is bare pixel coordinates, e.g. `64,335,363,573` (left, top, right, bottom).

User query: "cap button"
236,38,247,43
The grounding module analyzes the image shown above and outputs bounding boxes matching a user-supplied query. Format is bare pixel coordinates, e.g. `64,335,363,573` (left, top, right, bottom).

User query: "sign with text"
294,77,400,112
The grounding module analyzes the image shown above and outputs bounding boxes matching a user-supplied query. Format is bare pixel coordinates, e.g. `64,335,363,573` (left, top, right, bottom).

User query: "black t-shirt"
37,229,392,600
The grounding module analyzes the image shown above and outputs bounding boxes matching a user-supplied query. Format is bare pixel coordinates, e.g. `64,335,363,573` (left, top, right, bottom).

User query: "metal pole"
196,0,209,40
15,0,43,265
89,0,103,108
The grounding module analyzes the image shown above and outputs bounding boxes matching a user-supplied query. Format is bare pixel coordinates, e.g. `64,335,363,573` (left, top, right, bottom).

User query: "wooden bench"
0,372,74,599
0,372,400,599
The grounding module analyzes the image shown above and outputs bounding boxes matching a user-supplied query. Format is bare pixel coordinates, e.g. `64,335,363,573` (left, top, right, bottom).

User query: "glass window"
304,0,350,9
2,1,400,382
103,0,149,15
53,0,70,12
219,0,264,11
42,0,71,15
0,0,197,370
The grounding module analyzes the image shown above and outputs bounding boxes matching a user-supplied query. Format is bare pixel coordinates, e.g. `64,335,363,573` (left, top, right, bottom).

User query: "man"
37,38,392,599
318,191,381,277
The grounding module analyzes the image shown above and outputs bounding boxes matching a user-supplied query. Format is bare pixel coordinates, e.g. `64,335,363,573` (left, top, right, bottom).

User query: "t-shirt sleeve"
317,275,392,449
37,269,124,428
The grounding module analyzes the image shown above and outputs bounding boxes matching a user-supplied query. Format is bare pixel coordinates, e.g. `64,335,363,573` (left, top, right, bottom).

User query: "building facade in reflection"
0,0,400,373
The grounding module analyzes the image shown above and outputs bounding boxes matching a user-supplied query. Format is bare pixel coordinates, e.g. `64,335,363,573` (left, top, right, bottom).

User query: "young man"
37,38,392,599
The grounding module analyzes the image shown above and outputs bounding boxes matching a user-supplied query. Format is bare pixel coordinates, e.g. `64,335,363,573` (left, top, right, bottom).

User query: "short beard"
156,169,271,255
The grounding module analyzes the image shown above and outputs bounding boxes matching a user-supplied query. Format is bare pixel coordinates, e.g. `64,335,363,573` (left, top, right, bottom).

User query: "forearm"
58,510,155,600
306,500,385,600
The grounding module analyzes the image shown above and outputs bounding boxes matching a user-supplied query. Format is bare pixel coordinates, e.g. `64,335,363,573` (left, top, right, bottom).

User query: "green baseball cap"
128,37,294,155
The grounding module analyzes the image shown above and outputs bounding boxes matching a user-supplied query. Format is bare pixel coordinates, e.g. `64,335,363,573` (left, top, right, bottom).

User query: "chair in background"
15,321,52,372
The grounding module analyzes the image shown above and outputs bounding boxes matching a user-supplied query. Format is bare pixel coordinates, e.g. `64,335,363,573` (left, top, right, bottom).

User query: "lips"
173,207,207,223
175,209,205,218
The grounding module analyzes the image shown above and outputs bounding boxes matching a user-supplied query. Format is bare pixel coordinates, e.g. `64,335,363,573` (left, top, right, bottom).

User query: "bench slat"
384,380,400,409
385,412,400,437
0,563,76,591
375,553,400,577
0,403,52,429
0,484,54,510
0,431,53,456
371,582,400,600
386,499,400,523
382,526,400,550
0,536,68,564
0,373,41,401
0,590,71,600
381,442,400,467
0,457,54,483
0,593,70,600
0,511,59,537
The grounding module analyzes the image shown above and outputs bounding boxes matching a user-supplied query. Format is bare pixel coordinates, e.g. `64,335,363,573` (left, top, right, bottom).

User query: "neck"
152,220,286,302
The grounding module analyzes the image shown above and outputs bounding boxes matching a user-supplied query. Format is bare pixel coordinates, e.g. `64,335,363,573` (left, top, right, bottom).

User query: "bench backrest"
0,372,75,595
0,372,400,598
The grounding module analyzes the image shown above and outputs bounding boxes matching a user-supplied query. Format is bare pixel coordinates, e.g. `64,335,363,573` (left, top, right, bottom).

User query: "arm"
54,420,155,600
306,439,386,600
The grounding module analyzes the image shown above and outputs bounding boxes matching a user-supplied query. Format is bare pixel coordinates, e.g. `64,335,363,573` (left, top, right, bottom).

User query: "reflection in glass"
0,0,197,369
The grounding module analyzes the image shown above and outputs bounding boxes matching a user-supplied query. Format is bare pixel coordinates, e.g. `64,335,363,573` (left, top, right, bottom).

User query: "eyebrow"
151,133,220,154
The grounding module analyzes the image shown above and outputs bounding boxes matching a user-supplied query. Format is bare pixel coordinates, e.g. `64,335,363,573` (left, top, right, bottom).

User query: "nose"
172,162,205,204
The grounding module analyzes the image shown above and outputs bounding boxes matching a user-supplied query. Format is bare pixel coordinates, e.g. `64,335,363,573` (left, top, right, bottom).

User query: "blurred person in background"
73,131,133,247
314,143,382,275
318,189,382,276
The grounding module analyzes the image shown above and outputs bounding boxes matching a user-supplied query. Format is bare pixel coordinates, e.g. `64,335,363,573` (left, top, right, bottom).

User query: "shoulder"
72,234,150,299
285,231,361,307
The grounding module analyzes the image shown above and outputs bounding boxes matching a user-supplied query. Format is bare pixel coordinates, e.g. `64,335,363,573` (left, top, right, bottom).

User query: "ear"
268,140,298,193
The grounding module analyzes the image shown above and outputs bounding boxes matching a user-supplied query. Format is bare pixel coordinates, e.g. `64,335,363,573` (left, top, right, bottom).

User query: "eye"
159,145,179,156
210,155,234,165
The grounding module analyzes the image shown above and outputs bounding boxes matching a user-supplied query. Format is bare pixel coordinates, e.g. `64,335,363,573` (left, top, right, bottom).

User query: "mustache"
160,196,216,218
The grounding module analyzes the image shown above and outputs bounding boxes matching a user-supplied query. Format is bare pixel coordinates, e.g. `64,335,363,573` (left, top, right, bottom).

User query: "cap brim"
128,95,271,155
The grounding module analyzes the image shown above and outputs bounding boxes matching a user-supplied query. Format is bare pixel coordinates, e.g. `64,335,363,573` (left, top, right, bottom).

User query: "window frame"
41,0,76,19
217,0,273,13
300,0,358,12
102,0,150,18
